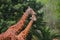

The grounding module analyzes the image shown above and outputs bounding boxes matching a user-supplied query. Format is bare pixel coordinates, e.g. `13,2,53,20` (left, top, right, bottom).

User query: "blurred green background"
0,0,60,40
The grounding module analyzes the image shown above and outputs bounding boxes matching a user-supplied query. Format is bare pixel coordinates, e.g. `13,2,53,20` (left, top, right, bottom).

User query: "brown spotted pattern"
0,7,36,40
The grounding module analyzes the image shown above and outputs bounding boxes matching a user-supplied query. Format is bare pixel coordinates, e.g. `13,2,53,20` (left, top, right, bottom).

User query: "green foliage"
0,0,43,39
0,0,60,40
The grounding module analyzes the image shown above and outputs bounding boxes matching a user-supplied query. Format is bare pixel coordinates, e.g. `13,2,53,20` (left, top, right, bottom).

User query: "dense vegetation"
0,0,60,40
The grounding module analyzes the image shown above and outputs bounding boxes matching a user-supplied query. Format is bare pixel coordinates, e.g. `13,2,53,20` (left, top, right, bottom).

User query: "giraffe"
17,15,36,40
0,7,36,40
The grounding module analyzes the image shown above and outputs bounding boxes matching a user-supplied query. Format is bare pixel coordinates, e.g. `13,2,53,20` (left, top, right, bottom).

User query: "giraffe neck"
23,20,33,35
7,7,36,34
18,20,33,39
8,12,29,33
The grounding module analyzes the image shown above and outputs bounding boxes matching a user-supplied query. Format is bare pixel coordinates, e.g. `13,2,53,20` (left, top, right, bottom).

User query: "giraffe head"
25,7,36,15
28,7,36,15
25,7,37,21
25,7,32,14
30,15,36,21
